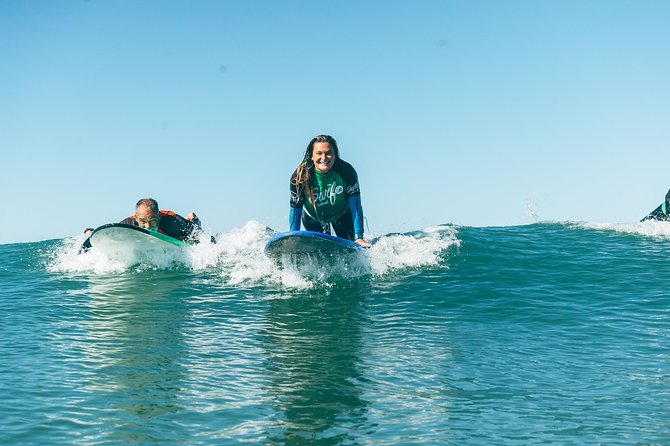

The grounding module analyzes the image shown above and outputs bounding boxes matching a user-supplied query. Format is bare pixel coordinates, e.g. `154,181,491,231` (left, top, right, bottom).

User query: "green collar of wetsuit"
313,169,334,180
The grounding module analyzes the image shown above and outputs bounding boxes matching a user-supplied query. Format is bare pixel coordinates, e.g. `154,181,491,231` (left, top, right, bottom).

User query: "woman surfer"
289,134,371,248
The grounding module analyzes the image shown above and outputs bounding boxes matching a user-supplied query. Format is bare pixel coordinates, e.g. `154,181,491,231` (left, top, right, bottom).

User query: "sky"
2,0,669,244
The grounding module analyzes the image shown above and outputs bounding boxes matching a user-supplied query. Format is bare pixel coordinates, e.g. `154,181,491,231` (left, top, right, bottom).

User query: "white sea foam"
48,229,221,275
581,220,670,239
214,220,276,284
366,224,460,276
48,221,461,288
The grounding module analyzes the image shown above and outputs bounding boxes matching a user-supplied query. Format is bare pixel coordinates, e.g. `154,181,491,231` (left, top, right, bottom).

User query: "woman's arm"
347,195,366,241
289,206,302,231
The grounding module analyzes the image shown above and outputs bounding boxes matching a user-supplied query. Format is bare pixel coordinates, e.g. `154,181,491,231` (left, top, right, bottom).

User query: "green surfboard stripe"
148,229,187,247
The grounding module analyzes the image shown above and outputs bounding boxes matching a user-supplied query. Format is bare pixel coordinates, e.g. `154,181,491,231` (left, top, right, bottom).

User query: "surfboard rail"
264,230,363,257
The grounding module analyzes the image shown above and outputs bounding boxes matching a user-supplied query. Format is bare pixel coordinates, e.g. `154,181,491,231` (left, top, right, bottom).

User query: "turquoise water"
2,221,670,445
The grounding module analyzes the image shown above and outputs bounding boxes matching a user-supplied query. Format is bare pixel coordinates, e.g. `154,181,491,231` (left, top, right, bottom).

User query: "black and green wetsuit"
289,159,365,240
641,189,670,222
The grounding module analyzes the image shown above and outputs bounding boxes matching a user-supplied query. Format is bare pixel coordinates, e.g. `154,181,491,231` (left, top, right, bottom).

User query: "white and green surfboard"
85,223,186,259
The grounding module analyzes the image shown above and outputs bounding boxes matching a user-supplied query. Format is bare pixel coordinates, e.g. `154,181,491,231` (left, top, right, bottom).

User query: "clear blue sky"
2,1,669,244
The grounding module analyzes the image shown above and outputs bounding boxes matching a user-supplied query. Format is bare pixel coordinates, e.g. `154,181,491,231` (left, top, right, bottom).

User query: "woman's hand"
355,238,372,248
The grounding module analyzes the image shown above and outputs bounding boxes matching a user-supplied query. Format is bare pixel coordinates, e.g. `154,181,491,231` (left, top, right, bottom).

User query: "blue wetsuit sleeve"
289,207,302,231
347,195,364,239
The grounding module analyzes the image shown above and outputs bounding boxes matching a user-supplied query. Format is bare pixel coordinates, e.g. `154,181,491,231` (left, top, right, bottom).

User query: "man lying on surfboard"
289,134,371,248
119,197,202,238
81,198,208,252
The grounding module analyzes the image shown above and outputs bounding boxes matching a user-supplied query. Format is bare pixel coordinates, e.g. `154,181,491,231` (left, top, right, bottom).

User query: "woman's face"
311,142,335,174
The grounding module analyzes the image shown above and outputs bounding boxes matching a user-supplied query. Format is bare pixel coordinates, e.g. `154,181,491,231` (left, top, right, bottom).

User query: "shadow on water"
260,282,372,445
78,270,191,443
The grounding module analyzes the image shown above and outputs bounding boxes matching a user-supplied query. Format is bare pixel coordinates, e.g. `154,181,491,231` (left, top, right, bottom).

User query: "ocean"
2,221,670,445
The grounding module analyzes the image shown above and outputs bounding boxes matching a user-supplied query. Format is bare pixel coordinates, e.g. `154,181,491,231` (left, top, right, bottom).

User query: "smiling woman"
289,135,371,248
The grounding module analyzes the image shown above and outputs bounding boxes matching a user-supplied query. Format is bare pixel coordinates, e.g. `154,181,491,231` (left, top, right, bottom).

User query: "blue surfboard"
264,231,364,258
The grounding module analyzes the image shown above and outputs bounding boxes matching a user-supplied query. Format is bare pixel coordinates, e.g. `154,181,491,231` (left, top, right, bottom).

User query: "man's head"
135,198,160,230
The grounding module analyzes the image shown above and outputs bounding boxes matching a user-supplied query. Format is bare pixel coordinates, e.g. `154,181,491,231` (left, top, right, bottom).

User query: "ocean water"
2,221,670,445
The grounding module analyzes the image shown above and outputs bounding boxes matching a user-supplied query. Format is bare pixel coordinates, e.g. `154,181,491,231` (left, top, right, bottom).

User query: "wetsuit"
641,189,670,222
289,159,365,240
119,210,201,241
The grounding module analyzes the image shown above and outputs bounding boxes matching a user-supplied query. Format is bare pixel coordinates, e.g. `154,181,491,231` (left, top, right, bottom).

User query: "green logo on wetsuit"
303,170,347,223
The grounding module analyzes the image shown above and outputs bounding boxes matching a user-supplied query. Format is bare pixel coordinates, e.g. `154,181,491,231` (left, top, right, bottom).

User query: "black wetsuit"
642,202,670,221
641,189,670,222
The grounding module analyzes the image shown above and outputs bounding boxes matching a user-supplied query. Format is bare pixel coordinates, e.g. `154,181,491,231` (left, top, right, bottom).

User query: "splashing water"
47,221,461,288
366,225,460,276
